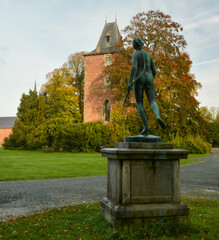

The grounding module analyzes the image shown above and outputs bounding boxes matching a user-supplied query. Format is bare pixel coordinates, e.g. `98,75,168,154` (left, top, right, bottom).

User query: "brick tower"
83,21,121,122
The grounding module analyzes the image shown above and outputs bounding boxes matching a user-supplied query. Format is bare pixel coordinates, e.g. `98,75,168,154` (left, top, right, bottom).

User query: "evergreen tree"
3,90,40,149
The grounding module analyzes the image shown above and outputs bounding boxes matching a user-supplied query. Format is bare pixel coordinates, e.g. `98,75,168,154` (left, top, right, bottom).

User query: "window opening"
104,100,111,122
106,35,110,42
104,75,110,86
105,55,111,65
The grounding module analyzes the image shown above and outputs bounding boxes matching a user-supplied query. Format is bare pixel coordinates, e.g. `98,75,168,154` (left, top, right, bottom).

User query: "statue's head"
133,37,143,50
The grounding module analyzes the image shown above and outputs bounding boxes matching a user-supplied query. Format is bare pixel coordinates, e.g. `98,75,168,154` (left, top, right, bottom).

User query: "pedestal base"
100,141,190,227
101,197,190,227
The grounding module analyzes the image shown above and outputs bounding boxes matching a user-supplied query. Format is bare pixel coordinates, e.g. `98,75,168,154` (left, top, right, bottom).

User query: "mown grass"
180,153,207,165
0,148,107,181
0,148,207,181
0,198,218,240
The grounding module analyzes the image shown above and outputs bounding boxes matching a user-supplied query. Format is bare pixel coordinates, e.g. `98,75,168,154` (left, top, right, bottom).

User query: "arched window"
103,99,111,122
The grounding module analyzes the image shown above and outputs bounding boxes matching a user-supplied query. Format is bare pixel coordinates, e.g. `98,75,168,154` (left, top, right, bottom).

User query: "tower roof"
86,21,121,56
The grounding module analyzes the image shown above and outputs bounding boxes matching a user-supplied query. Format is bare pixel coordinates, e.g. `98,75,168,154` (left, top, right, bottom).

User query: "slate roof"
85,21,121,56
0,117,17,129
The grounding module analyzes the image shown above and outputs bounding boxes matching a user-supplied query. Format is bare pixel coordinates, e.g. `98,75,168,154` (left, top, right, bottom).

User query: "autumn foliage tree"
41,67,81,122
38,67,81,146
105,10,205,137
63,52,86,119
3,67,81,149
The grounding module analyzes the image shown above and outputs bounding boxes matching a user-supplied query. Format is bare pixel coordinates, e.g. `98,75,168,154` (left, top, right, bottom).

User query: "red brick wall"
84,54,116,122
0,129,12,145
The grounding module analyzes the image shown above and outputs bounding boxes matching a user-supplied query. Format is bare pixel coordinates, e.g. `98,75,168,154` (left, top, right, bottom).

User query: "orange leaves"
124,10,187,57
104,10,207,135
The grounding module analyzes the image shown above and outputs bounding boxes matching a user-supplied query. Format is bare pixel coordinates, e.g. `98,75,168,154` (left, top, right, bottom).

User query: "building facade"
0,117,17,145
83,21,121,122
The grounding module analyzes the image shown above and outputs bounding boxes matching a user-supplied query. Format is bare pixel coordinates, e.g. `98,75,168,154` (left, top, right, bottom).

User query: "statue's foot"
157,118,166,129
139,127,149,136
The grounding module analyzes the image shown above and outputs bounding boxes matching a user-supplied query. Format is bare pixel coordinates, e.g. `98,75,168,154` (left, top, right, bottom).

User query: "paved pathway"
181,148,219,198
0,176,106,220
0,149,218,220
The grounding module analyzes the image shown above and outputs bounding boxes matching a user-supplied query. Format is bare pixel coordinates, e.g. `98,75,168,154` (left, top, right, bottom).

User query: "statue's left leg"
134,81,149,135
145,84,166,129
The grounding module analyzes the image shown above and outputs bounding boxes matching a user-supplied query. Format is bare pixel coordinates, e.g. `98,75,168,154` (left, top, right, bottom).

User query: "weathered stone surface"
101,148,189,160
101,197,190,227
100,142,190,227
115,142,173,149
124,135,161,143
106,158,180,204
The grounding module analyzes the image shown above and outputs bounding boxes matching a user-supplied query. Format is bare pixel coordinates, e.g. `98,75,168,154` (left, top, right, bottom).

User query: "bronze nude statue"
123,37,166,136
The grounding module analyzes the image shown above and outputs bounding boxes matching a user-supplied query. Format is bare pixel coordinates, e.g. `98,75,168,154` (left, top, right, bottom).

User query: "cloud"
181,4,219,66
193,57,219,66
193,62,219,107
0,0,219,116
184,15,219,30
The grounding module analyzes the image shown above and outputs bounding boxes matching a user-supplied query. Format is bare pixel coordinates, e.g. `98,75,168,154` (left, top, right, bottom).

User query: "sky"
0,0,218,117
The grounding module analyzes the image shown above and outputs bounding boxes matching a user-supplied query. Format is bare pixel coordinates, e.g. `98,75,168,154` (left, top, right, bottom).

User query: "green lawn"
0,198,218,239
0,148,107,181
0,148,207,181
180,153,208,165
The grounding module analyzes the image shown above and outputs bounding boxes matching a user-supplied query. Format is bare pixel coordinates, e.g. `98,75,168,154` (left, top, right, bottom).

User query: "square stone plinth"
101,197,190,227
100,143,189,227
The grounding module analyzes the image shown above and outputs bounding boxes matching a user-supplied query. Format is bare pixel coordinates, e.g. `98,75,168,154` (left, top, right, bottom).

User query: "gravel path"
181,148,219,199
0,176,106,220
0,149,218,220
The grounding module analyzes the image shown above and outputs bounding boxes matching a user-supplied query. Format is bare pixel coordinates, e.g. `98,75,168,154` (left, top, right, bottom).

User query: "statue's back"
135,50,154,77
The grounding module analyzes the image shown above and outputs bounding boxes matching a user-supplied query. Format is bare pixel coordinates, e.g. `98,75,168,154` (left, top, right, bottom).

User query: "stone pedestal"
100,139,190,227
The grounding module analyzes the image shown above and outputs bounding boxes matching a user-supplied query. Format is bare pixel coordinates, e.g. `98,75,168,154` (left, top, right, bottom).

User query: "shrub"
171,133,211,154
55,121,112,152
3,120,129,152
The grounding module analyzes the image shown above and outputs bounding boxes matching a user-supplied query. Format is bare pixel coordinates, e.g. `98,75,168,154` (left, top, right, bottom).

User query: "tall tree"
123,10,186,55
17,90,39,126
209,107,219,120
63,51,86,119
199,106,213,122
40,67,81,146
104,10,205,136
203,107,219,147
3,90,42,149
41,67,81,122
